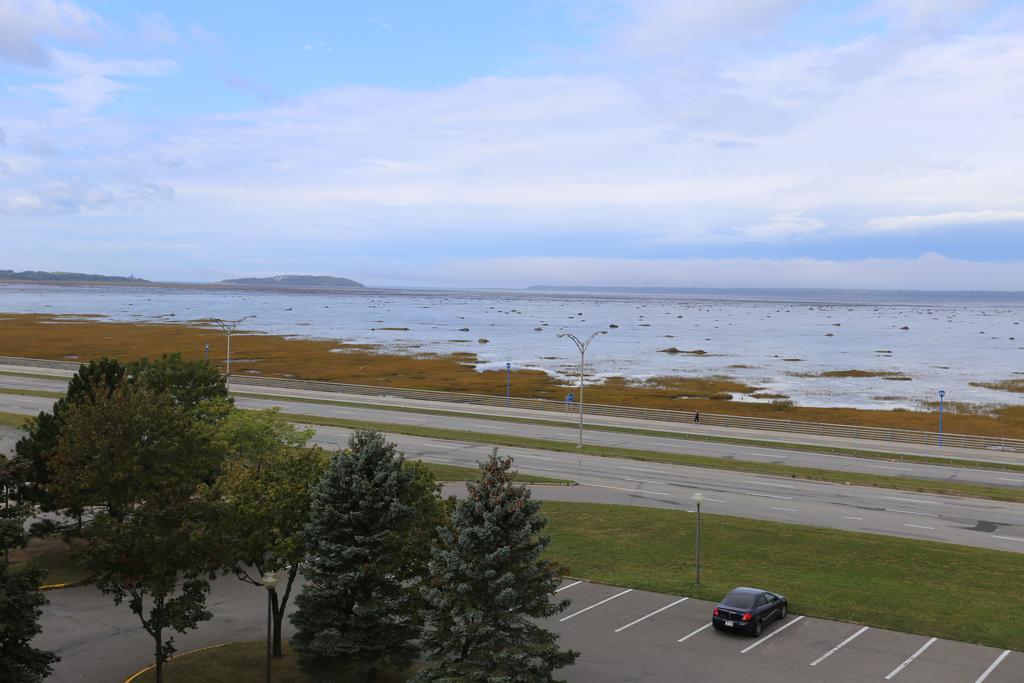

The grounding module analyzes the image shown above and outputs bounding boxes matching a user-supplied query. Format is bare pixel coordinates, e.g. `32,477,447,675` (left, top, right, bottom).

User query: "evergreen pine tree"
290,430,422,679
417,450,578,682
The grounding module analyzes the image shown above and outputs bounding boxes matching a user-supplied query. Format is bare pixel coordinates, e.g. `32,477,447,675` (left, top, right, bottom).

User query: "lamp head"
691,492,705,504
260,571,280,589
939,390,945,398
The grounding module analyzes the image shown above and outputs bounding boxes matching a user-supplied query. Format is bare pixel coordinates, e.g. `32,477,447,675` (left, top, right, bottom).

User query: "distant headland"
0,269,147,283
217,275,364,288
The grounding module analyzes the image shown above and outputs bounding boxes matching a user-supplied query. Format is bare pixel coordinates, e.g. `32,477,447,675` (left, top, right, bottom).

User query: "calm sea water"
2,283,1023,411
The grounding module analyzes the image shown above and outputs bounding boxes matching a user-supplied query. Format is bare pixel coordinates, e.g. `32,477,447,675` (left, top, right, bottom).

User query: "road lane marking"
745,480,795,488
614,597,689,632
886,508,939,517
996,477,1024,483
579,483,670,496
870,465,911,471
992,535,1024,542
809,626,870,666
883,496,942,505
770,507,798,512
844,516,864,521
740,615,805,653
747,492,793,500
704,497,727,503
884,637,937,679
974,650,1011,683
560,589,633,622
620,466,667,474
903,524,935,530
556,580,582,593
677,622,713,643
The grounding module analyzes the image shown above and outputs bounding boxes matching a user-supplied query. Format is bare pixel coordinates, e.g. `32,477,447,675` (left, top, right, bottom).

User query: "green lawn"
542,501,1024,651
0,410,29,428
8,535,90,586
420,460,573,485
280,413,1024,504
129,641,416,682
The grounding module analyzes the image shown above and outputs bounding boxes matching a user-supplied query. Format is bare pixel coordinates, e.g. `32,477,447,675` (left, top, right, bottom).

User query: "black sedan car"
712,587,787,637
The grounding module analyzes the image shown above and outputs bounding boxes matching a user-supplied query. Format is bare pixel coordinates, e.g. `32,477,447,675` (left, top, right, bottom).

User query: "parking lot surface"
547,580,1021,683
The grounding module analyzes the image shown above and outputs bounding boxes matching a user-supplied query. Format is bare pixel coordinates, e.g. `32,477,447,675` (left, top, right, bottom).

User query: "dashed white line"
884,637,937,679
810,626,870,666
620,466,668,474
992,535,1024,543
579,483,671,496
903,524,935,530
886,508,939,517
677,622,713,643
770,507,798,512
747,492,794,500
614,597,689,632
996,477,1024,483
740,615,805,653
745,480,796,489
883,496,942,505
870,465,911,471
704,497,727,503
844,516,864,521
974,650,1011,683
560,589,633,622
556,580,582,593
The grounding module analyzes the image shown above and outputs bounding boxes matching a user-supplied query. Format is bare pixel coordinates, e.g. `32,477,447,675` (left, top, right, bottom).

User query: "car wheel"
753,619,763,637
779,603,787,620
713,624,723,632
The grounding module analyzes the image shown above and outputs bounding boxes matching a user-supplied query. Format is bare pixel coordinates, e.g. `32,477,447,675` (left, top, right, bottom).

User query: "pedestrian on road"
693,411,700,424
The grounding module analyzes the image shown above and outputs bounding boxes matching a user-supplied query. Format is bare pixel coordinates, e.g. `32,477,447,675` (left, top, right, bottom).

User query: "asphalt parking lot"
546,580,1022,683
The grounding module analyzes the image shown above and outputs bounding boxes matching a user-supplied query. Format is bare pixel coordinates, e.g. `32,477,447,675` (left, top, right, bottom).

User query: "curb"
123,642,230,682
40,577,91,591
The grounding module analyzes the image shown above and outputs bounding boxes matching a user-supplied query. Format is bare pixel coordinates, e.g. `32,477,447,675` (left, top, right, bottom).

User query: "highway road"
5,375,1024,552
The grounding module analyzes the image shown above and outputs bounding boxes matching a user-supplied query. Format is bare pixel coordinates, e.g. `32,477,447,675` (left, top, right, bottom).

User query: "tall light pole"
260,571,280,683
506,361,511,408
692,492,704,586
557,330,607,448
210,316,254,385
203,343,210,363
938,389,945,446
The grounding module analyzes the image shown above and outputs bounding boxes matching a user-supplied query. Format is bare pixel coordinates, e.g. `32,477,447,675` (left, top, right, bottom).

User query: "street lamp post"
692,492,704,586
210,316,254,386
506,361,511,408
203,343,210,363
260,571,280,683
938,389,945,446
557,331,607,447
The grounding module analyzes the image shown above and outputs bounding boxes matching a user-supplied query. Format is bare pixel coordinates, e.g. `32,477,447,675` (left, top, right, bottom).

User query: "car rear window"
723,590,758,609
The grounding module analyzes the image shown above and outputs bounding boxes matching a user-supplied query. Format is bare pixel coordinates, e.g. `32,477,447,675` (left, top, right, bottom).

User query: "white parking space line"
886,508,939,517
844,516,864,521
740,615,805,654
871,465,911,471
614,597,689,633
992,535,1024,542
883,496,942,505
809,626,870,666
904,524,935,530
770,507,798,512
556,580,582,593
579,483,670,496
559,589,633,622
677,622,713,643
974,650,1011,683
884,637,937,679
745,480,796,488
747,492,794,500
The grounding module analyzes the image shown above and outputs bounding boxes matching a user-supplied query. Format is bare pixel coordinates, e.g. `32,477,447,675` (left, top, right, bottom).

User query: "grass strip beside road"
0,411,29,428
543,500,1024,651
421,461,572,485
0,386,63,399
128,641,415,682
279,413,1024,504
234,390,1024,474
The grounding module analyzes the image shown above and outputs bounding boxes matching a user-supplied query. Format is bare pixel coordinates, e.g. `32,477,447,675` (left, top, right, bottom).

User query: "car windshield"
723,590,758,609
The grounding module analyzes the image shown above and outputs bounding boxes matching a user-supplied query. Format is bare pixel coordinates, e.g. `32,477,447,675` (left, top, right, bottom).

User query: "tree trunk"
154,628,164,683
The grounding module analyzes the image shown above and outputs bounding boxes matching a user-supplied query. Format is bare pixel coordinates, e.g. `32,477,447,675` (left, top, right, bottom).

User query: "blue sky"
1,0,1023,289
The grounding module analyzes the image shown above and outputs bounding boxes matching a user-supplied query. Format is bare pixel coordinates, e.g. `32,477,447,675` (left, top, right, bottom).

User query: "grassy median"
542,501,1024,651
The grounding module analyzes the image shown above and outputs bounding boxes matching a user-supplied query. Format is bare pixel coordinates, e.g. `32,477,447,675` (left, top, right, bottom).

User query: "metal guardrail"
2,354,1022,454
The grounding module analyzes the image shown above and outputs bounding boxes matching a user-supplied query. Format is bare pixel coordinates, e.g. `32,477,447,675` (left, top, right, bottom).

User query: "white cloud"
863,210,1024,233
29,50,177,113
0,0,103,67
